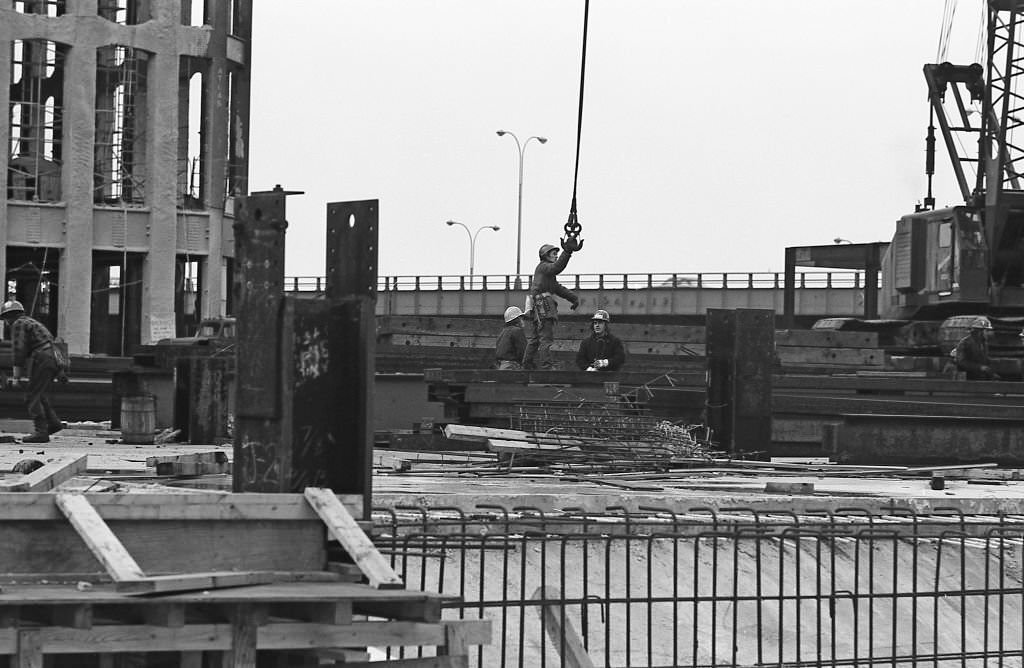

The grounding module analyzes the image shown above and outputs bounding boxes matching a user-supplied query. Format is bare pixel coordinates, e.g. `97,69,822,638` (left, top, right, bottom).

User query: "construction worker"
522,242,581,369
576,309,626,372
953,316,997,380
1,300,64,442
495,306,527,370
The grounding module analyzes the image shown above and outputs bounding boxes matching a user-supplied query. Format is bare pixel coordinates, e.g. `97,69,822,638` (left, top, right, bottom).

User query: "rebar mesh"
373,504,1024,667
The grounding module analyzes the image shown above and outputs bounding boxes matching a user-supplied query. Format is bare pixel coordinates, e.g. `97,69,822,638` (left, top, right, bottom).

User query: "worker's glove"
569,295,581,311
560,236,584,253
586,366,597,372
595,359,609,369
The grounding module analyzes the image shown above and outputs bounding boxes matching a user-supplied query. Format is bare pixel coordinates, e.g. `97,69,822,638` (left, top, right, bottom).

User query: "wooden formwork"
0,489,489,667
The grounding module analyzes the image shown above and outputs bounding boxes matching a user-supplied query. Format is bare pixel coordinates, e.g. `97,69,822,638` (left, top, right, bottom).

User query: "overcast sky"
248,1,977,280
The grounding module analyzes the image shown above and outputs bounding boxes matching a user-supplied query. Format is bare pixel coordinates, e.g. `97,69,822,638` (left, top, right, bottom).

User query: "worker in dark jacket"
496,306,527,370
1,300,63,443
576,309,626,371
523,242,581,369
953,316,997,380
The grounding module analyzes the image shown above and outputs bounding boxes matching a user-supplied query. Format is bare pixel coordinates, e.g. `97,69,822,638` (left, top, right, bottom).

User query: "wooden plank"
304,487,404,590
222,604,258,668
14,628,41,668
54,493,146,582
444,424,587,446
116,571,283,595
533,586,594,668
0,455,88,492
338,659,466,668
0,492,363,522
0,619,494,654
487,439,581,454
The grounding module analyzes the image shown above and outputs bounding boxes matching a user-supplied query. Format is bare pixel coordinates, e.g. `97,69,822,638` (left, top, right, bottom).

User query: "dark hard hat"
538,244,558,259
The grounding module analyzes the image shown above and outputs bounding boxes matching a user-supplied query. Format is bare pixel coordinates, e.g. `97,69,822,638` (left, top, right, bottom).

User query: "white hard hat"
0,300,24,317
592,309,610,322
971,315,994,330
504,306,524,323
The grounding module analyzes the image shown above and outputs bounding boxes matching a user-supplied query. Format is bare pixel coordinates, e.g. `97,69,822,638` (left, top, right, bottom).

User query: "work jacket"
953,333,993,379
495,324,527,364
576,331,626,371
527,250,578,318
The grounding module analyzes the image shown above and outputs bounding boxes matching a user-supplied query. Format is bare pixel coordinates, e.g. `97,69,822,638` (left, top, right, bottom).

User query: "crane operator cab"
881,200,1024,320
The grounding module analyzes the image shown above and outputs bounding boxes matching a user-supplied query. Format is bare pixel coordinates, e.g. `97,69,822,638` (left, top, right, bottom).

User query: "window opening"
14,1,66,16
8,40,65,202
189,0,206,26
183,259,199,316
94,45,149,206
107,265,121,316
179,64,204,208
97,0,148,25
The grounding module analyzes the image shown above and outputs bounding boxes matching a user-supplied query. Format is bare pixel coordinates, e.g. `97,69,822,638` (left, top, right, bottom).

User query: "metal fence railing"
372,504,1024,667
285,271,866,293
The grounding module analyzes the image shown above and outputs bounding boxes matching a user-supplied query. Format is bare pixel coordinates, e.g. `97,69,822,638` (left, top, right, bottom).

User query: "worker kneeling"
953,316,998,380
576,309,625,372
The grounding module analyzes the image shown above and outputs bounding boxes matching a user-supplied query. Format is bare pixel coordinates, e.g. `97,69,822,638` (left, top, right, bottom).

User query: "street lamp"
445,220,500,284
496,130,547,285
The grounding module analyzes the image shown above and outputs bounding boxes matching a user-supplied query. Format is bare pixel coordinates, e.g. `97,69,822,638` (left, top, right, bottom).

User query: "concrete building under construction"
1,0,250,355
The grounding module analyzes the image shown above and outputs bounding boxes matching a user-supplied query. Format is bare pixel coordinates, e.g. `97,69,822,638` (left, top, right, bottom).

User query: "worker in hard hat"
522,242,581,370
495,306,527,370
0,300,64,442
953,316,998,380
576,309,626,372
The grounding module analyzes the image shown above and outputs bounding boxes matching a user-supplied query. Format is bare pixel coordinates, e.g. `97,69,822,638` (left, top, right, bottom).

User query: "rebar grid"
372,504,1024,667
510,400,714,469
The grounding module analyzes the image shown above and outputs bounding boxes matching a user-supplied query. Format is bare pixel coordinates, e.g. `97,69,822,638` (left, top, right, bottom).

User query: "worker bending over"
953,316,997,380
522,241,580,370
576,309,626,372
495,306,527,370
1,300,65,443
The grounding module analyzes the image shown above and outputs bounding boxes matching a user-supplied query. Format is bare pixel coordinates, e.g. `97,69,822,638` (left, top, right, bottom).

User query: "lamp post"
445,220,500,286
496,130,547,287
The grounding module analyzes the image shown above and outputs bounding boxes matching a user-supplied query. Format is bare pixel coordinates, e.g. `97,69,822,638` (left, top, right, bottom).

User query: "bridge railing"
285,271,866,292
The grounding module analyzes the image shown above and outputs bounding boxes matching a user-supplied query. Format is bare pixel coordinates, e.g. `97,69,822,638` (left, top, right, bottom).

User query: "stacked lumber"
0,490,490,666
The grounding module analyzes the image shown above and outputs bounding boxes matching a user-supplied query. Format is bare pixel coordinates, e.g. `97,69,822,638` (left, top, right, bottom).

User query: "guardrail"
285,271,867,292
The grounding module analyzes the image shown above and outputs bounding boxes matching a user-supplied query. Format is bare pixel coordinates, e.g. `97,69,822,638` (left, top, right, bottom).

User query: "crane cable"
563,0,589,244
937,0,957,63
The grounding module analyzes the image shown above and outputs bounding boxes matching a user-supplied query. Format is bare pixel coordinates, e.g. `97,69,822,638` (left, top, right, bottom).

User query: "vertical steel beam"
324,200,378,517
706,308,773,455
232,186,297,492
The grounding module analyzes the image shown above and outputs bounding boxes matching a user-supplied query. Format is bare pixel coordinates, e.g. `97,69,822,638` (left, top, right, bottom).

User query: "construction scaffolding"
94,45,149,206
7,39,65,203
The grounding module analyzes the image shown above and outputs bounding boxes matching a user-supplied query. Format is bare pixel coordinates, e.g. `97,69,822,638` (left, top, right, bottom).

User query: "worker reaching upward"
522,240,581,370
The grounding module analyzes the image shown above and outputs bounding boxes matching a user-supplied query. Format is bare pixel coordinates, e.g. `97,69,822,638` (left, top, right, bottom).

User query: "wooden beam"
116,571,281,595
14,628,41,668
304,487,404,590
532,586,594,668
54,493,145,582
0,455,87,492
221,604,258,668
487,439,580,454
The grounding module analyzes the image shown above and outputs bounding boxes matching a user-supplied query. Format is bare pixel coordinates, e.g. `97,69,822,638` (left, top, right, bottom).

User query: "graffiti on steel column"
295,327,329,380
291,423,334,490
238,437,282,491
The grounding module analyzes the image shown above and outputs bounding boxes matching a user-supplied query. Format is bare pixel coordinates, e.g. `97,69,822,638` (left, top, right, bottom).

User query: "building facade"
1,0,250,354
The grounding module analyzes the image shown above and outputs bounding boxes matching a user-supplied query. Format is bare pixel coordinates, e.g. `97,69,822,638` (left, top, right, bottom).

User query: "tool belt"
532,292,555,319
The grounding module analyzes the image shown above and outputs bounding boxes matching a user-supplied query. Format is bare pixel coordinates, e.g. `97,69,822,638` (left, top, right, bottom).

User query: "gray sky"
249,1,972,280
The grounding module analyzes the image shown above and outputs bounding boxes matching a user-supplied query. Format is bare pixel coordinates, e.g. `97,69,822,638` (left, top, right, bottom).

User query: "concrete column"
58,2,100,352
201,0,230,318
140,0,182,343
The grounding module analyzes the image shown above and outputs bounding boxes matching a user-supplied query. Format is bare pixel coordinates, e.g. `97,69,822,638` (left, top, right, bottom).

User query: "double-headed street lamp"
445,220,500,281
496,130,547,283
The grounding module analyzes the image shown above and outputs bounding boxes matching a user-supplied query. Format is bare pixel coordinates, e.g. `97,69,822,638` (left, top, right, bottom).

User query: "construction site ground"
6,420,1024,516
